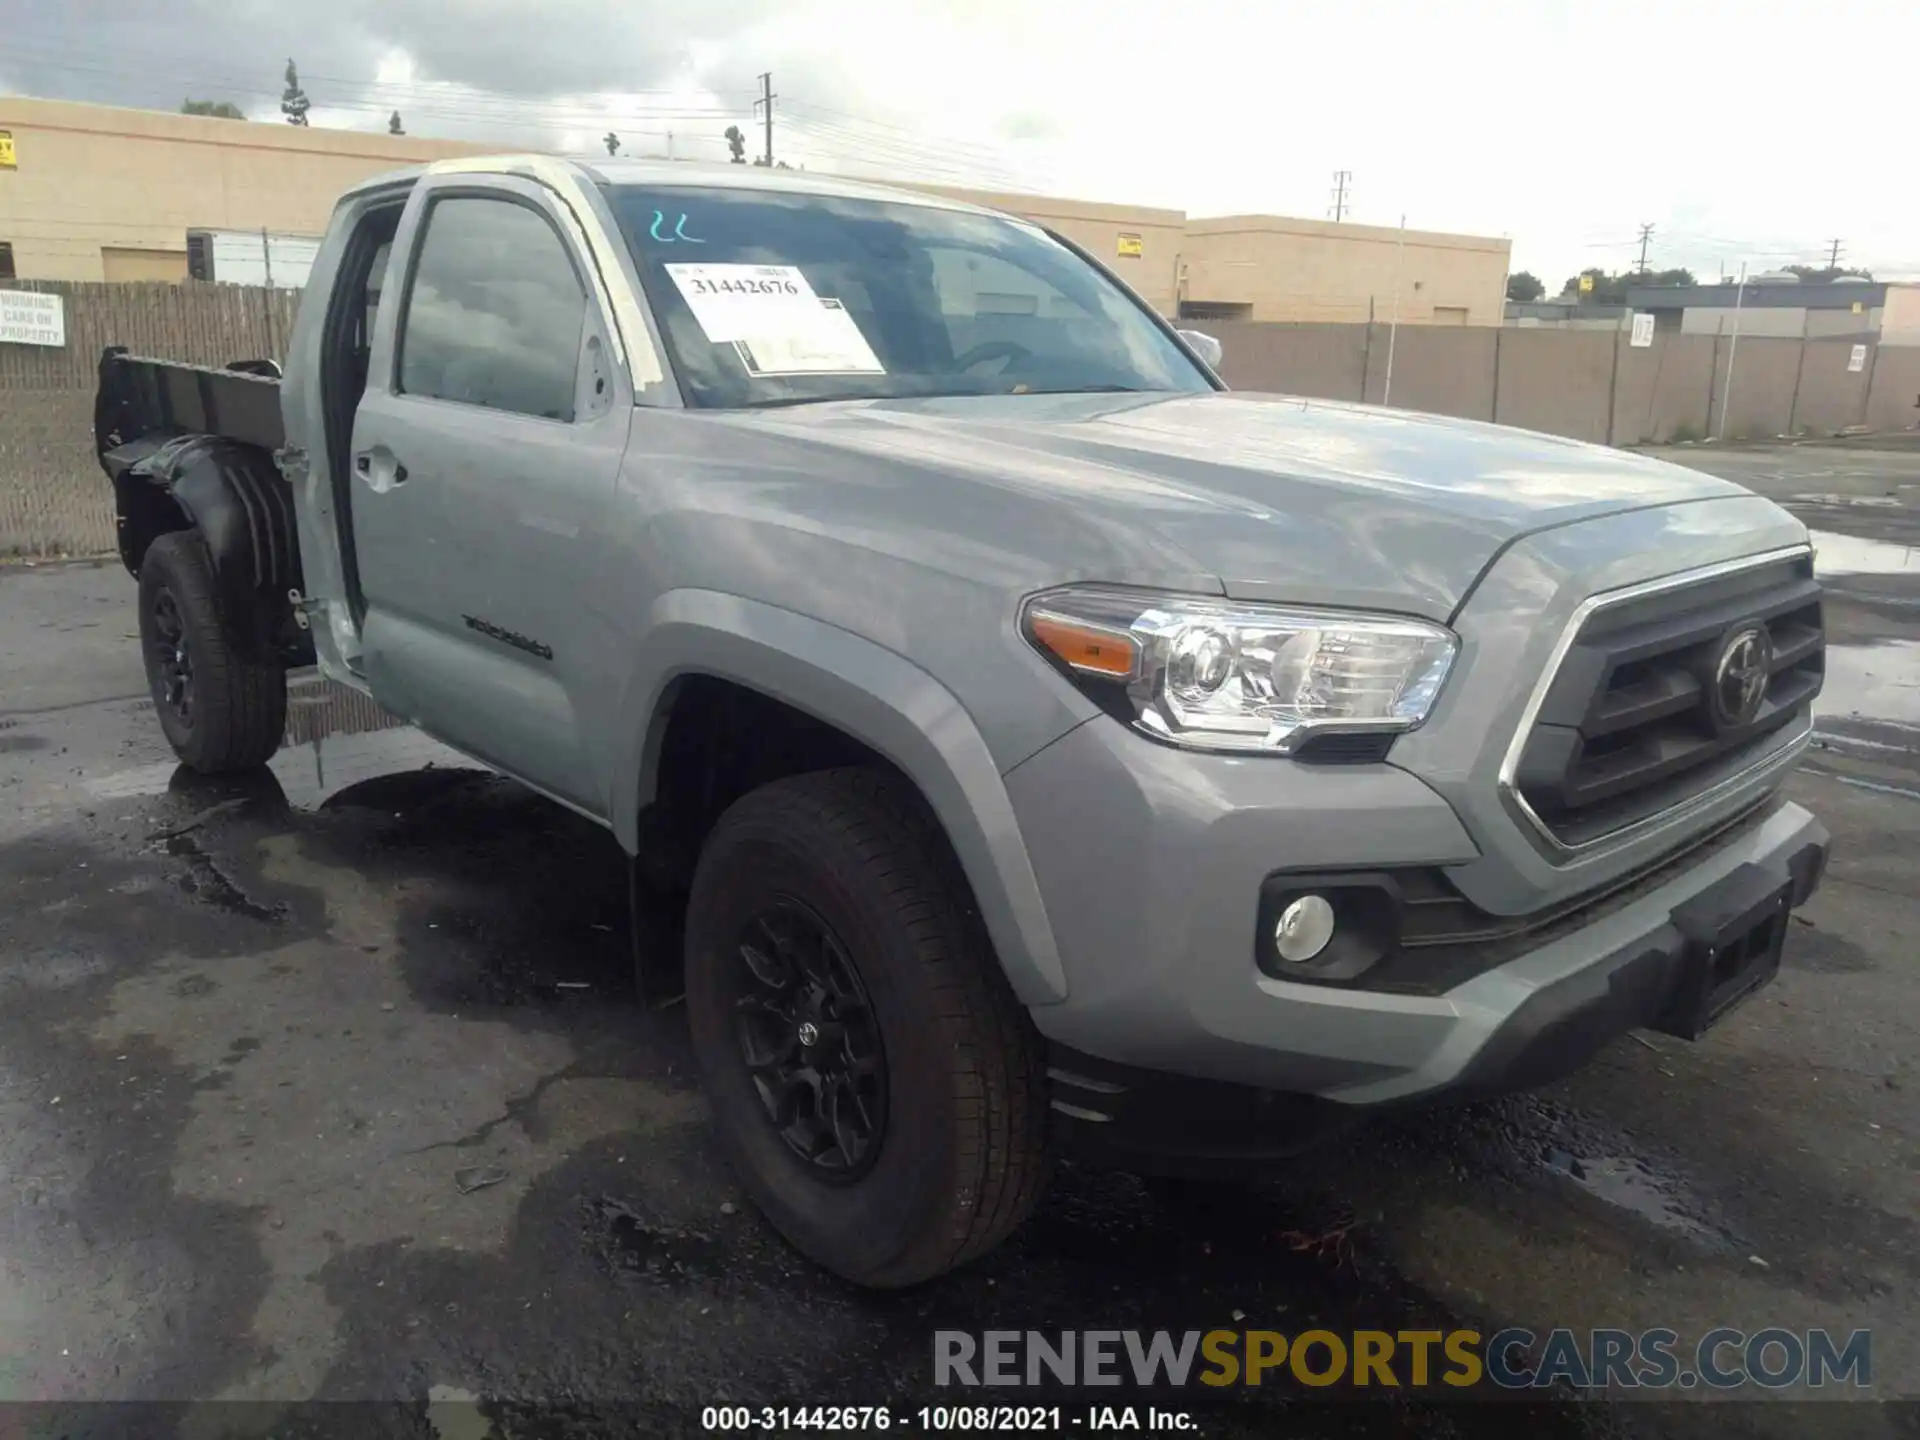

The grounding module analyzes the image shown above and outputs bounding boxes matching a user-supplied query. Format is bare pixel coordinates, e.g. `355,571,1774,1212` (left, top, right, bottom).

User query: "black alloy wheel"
149,586,195,727
729,898,888,1180
683,767,1051,1287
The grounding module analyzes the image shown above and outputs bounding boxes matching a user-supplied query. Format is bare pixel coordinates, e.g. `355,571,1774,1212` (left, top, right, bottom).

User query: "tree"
388,111,405,135
280,59,311,126
182,98,245,119
1784,263,1874,283
604,132,621,156
1558,266,1694,304
724,125,747,164
1506,271,1545,303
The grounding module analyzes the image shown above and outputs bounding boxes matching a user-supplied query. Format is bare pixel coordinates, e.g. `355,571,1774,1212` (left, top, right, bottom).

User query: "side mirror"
1177,328,1222,370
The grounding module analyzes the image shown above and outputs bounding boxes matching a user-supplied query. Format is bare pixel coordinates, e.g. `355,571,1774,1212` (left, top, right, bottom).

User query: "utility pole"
260,225,277,359
1635,223,1654,274
1717,261,1748,441
1827,238,1844,271
1330,170,1351,222
1382,214,1406,408
756,71,775,166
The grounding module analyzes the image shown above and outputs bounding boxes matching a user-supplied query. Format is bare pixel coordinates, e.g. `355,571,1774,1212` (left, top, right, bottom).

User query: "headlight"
1021,587,1457,755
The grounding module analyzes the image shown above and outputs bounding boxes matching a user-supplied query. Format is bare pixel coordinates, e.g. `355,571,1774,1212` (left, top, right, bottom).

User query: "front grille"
1511,552,1823,848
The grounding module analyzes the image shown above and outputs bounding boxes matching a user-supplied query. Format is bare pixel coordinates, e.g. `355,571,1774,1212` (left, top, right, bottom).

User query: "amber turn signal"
1028,611,1138,679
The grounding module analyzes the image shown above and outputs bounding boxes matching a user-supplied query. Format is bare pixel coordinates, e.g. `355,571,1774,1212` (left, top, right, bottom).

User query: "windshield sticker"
648,210,705,243
665,263,826,342
733,298,885,377
666,264,885,373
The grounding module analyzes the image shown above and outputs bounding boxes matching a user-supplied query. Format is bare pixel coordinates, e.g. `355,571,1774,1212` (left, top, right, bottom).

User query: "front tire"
685,767,1050,1287
137,531,286,774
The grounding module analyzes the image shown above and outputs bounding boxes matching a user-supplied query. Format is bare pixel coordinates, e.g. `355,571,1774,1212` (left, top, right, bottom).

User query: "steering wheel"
949,339,1034,373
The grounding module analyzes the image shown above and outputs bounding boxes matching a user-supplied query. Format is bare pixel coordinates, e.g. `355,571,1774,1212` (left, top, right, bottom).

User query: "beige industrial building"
1175,215,1510,326
2,95,1508,325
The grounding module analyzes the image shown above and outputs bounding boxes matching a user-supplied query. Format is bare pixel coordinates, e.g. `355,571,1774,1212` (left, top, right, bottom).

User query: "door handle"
353,448,408,491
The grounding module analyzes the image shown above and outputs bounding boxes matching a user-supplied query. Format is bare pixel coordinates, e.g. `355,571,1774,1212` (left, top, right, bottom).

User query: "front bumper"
1043,804,1827,1176
1004,716,1829,1162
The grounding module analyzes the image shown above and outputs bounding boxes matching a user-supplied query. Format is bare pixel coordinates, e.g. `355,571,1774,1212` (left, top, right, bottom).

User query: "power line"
780,116,1026,188
1635,223,1654,273
1,38,1020,179
778,100,1010,158
1828,238,1844,270
3,34,1036,187
4,58,743,136
777,104,1020,175
1330,170,1351,222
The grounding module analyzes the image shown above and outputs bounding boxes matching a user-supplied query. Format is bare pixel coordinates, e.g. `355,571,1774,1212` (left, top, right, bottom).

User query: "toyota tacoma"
92,155,1830,1287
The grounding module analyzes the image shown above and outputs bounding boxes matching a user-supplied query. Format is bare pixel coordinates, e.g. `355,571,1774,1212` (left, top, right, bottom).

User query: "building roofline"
1183,213,1508,251
1629,281,1890,310
0,93,494,165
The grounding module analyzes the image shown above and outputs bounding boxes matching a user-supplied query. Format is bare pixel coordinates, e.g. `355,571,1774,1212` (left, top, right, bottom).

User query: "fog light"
1273,894,1336,963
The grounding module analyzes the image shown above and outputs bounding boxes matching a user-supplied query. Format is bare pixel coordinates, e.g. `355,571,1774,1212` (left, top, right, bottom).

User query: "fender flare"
609,590,1069,1006
109,435,301,661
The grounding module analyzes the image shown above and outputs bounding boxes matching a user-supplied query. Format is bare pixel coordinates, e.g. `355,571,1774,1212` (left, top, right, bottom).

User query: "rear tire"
685,767,1050,1287
137,531,286,774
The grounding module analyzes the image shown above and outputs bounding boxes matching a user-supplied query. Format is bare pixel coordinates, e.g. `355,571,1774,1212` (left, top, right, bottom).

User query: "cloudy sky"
3,0,1914,286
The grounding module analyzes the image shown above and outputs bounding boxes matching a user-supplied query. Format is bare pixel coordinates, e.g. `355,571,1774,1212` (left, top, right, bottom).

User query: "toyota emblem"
1710,624,1772,729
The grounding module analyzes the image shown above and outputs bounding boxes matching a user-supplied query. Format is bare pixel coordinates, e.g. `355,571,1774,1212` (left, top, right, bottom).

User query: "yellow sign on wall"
0,131,16,168
1578,273,1594,293
1117,233,1143,258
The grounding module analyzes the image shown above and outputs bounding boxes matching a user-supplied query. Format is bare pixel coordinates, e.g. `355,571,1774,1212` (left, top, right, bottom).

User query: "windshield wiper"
736,394,870,410
1012,384,1155,395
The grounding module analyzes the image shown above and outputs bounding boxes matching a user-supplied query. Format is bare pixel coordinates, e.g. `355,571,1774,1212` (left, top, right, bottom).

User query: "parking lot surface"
1,442,1915,1437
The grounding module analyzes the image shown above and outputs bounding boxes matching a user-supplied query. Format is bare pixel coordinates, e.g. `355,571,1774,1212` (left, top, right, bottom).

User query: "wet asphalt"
1,442,1916,1439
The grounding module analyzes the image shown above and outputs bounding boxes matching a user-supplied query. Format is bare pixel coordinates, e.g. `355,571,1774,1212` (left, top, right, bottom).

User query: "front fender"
609,590,1069,1006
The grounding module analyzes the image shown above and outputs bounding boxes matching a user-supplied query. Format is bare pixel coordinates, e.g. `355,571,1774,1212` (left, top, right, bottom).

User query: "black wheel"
136,531,287,774
685,767,1050,1287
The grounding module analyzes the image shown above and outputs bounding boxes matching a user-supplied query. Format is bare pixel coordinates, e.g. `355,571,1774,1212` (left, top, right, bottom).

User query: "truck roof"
336,153,1008,220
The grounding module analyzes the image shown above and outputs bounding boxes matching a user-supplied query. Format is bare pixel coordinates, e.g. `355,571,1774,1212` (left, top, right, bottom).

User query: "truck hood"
723,391,1757,619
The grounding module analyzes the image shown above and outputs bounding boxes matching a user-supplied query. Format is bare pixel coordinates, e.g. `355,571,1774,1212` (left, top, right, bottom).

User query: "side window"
398,196,587,421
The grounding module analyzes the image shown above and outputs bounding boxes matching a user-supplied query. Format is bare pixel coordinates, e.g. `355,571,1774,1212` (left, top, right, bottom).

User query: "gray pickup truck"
94,155,1830,1288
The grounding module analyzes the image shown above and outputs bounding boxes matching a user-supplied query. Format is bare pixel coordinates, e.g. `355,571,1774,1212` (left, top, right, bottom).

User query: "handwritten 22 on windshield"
932,1326,1874,1390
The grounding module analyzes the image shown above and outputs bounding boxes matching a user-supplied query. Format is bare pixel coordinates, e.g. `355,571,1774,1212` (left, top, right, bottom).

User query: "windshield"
604,184,1212,408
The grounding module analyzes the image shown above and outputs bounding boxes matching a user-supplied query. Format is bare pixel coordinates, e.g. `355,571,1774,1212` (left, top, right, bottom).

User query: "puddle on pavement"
83,712,474,811
64,675,642,1010
1541,1149,1723,1245
1816,640,1920,729
1795,493,1904,509
582,1195,725,1285
1810,529,1919,578
1396,1095,1740,1253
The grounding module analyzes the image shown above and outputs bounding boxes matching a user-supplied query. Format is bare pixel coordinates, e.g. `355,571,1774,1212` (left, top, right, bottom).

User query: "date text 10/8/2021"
701,1405,1195,1431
